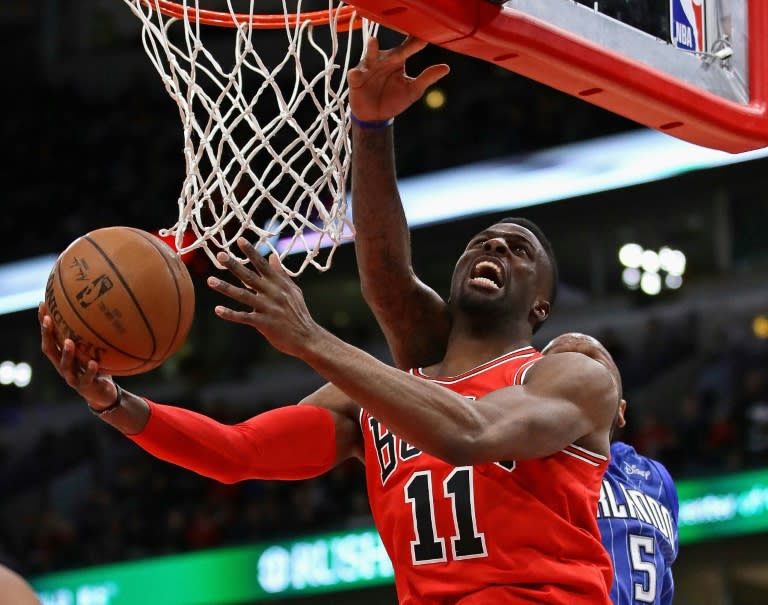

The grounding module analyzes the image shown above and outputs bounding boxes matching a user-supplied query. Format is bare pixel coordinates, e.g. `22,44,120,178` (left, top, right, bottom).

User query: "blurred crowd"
615,316,768,477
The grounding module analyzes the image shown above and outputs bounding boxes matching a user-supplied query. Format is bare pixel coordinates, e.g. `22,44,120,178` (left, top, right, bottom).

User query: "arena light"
621,267,641,289
665,274,683,290
640,271,662,296
659,247,687,276
619,243,686,295
618,243,643,269
639,250,660,274
0,361,31,387
424,88,446,109
753,315,768,339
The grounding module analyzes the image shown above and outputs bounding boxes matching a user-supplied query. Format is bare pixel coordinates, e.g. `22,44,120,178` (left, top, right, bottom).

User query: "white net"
122,0,376,274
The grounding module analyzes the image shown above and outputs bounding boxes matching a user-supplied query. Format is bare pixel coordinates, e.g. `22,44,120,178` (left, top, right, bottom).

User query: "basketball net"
122,0,377,274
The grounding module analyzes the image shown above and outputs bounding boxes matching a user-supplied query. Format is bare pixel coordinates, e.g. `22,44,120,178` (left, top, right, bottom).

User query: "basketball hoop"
122,0,377,274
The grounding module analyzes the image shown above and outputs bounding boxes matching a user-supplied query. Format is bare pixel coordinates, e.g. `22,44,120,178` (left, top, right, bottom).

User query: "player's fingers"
59,340,81,386
236,238,271,272
397,36,428,60
267,253,288,275
363,36,380,62
216,250,264,288
80,361,101,385
237,240,288,293
207,276,260,308
347,68,364,88
412,64,450,95
40,315,65,365
37,302,48,325
214,305,261,328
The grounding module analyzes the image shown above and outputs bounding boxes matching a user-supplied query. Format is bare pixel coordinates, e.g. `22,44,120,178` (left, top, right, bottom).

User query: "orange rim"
142,0,361,30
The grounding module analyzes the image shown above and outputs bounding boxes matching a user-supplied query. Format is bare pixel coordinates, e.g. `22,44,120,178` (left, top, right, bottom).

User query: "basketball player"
347,36,679,604
39,215,618,605
38,38,624,605
0,565,41,605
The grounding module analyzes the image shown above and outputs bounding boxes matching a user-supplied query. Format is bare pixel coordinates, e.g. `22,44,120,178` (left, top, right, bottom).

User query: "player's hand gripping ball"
44,227,195,375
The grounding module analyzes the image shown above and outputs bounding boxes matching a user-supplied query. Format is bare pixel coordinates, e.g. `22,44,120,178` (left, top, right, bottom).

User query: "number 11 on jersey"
404,467,488,565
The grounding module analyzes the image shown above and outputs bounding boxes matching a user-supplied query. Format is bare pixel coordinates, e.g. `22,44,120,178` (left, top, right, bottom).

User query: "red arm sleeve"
127,401,338,483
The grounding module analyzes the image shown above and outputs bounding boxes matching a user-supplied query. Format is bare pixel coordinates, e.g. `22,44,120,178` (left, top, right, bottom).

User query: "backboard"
347,0,768,153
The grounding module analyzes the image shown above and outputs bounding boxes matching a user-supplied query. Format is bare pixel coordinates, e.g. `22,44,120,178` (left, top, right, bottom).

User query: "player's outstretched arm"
211,243,617,464
348,37,451,369
39,304,362,483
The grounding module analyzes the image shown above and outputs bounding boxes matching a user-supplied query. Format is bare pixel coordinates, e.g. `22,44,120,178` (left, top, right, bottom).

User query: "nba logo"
670,0,706,52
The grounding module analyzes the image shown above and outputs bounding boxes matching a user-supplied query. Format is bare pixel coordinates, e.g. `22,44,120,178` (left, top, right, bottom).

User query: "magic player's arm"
39,305,363,484
349,37,451,369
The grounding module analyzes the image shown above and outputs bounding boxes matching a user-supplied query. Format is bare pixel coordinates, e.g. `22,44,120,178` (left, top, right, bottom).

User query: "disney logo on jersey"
623,462,651,480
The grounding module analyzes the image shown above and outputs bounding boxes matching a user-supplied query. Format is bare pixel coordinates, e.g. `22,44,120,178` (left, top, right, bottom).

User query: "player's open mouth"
469,260,504,290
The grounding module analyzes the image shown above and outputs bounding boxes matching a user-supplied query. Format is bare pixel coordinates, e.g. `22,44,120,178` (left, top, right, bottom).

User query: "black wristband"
89,383,122,417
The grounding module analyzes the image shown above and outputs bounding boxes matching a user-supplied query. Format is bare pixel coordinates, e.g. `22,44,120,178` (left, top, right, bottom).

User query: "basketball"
44,226,195,376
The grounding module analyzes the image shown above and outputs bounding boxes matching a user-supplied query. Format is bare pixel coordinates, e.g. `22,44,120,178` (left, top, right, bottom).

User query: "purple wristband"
350,113,394,130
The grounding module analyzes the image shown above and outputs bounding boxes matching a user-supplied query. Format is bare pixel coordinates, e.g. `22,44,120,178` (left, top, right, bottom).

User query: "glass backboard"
348,0,768,152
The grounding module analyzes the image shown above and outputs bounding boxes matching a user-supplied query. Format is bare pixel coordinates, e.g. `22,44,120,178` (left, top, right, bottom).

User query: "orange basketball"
44,226,195,376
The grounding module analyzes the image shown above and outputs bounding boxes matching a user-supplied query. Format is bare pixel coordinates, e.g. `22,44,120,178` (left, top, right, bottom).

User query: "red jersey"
360,346,612,605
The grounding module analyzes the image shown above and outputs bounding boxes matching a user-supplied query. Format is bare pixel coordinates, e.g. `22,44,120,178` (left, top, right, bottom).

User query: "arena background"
1,2,768,604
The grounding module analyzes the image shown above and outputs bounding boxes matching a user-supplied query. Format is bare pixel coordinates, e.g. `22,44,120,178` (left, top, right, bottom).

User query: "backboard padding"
349,0,768,153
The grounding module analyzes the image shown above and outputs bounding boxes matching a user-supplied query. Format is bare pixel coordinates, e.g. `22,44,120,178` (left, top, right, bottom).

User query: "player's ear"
616,399,627,428
532,300,550,323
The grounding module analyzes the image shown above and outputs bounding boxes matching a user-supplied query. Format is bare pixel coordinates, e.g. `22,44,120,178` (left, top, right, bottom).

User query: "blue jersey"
597,442,679,605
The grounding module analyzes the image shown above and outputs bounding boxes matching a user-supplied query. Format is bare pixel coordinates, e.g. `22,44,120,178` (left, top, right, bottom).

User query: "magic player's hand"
38,302,118,410
348,36,450,121
542,333,612,371
209,239,322,358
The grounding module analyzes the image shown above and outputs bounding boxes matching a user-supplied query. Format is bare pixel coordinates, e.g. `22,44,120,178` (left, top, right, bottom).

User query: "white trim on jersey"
411,346,537,384
561,443,609,466
569,443,608,461
561,448,602,466
514,357,542,385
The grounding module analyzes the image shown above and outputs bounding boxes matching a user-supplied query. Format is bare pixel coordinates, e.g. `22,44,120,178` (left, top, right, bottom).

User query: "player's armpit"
299,382,364,462
469,352,618,462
